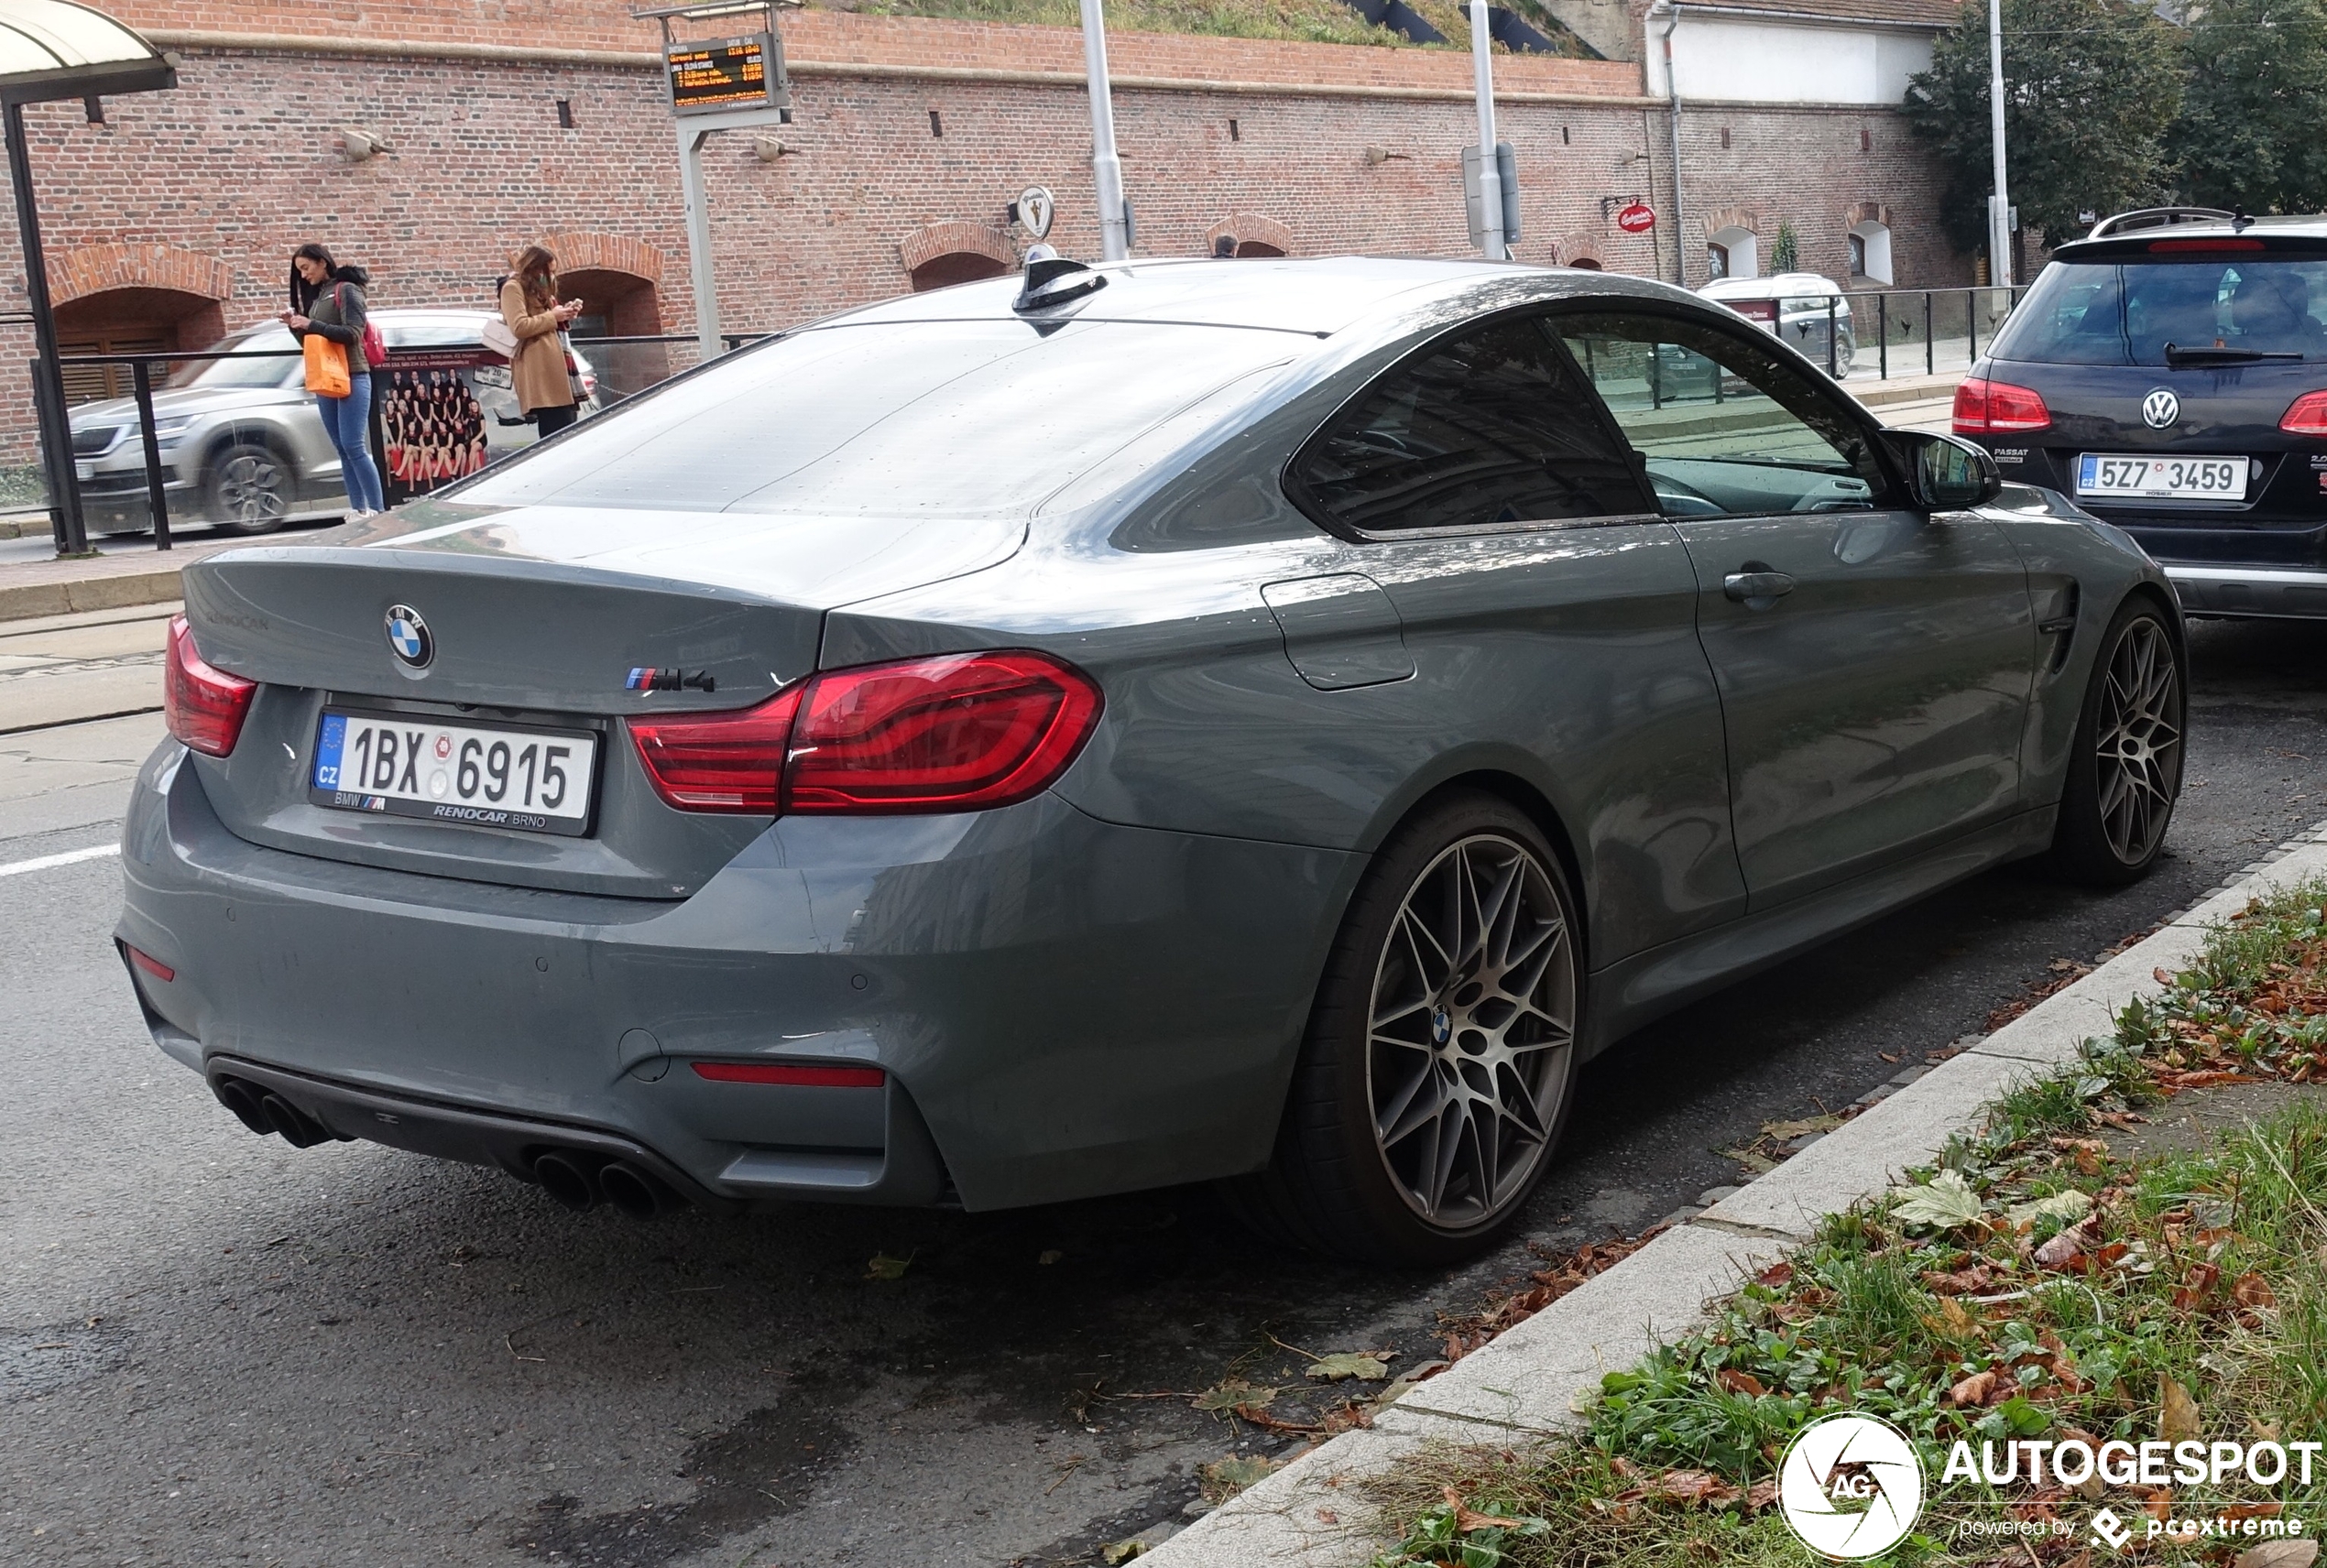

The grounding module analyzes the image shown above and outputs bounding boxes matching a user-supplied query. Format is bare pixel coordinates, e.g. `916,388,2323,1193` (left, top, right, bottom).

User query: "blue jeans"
318,374,385,513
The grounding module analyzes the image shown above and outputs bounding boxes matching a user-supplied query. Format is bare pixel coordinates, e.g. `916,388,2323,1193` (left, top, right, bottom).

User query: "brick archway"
48,243,232,308
1558,231,1604,270
538,232,666,285
536,231,668,342
1841,201,1893,231
1205,212,1294,257
1699,205,1761,242
900,221,1016,291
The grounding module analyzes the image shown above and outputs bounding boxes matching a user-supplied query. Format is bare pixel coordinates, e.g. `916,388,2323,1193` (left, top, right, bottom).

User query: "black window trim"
1277,302,1669,545
1534,296,1913,518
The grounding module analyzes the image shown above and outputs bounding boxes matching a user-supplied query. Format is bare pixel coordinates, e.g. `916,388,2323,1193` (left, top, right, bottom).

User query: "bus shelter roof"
0,0,172,105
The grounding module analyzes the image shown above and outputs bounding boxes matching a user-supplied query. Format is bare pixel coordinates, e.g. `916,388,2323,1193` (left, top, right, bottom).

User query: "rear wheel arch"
1421,769,1590,971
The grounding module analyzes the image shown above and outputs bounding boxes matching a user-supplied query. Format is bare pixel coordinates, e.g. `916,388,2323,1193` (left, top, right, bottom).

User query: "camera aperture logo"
1778,1413,1927,1558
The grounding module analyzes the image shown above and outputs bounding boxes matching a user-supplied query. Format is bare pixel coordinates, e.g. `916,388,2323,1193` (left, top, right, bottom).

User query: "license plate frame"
307,706,602,838
2075,452,2247,502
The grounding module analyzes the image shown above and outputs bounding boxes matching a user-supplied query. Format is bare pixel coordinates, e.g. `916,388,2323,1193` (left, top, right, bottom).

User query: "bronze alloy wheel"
2092,614,2181,866
1364,832,1577,1229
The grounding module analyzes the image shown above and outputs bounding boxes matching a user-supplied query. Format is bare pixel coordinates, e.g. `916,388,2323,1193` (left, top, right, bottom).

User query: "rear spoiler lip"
2051,233,2327,262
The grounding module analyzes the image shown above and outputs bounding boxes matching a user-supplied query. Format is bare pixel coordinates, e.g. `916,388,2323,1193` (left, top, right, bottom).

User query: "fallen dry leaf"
1754,1261,1795,1289
1201,1454,1283,1501
2160,1376,2201,1442
1192,1378,1276,1413
1306,1352,1391,1383
2234,1272,2279,1310
2234,1541,2319,1568
1950,1369,1999,1407
1716,1367,1767,1396
865,1251,913,1281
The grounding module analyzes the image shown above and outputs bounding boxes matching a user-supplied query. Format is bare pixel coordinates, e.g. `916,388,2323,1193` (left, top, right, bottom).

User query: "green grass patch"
1369,880,2327,1566
817,0,1601,54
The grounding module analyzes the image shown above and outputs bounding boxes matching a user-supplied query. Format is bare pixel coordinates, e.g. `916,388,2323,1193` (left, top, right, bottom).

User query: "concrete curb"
1142,821,2327,1567
0,563,190,624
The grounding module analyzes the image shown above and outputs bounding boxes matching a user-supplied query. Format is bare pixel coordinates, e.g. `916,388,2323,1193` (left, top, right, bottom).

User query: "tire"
202,441,294,536
2047,596,2185,887
1224,791,1582,1266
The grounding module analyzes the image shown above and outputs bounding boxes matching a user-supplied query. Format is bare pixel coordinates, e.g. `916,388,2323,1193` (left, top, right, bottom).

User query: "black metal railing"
28,331,772,554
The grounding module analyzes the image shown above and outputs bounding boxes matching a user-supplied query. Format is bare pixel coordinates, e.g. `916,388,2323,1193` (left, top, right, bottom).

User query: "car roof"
812,255,1649,338
1699,273,1843,297
2053,217,2327,263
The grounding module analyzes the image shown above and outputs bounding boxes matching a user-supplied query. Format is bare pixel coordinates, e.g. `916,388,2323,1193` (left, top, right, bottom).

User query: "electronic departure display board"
666,32,782,114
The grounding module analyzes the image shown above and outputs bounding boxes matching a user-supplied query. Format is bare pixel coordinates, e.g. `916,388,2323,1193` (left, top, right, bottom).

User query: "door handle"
1723,569,1797,603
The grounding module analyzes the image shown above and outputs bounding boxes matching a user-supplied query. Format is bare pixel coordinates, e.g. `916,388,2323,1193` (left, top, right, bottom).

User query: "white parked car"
1699,273,1856,376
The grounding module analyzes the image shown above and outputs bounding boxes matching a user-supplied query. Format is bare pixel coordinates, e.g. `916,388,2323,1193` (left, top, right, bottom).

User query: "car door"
1283,310,1750,962
1554,307,2035,909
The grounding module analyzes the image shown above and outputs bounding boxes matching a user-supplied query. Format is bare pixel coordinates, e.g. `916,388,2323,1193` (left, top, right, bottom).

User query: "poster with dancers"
374,348,510,506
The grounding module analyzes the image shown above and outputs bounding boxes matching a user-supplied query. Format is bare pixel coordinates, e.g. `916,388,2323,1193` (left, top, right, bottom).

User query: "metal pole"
1661,5,1686,286
1877,292,1888,379
1079,0,1130,261
1925,291,1934,376
131,359,170,550
1966,287,1979,363
5,100,88,555
1827,296,1839,377
1469,0,1504,261
1986,0,2012,289
677,123,722,362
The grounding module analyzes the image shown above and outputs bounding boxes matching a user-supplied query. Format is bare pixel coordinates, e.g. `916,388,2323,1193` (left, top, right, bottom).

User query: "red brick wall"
0,12,1965,474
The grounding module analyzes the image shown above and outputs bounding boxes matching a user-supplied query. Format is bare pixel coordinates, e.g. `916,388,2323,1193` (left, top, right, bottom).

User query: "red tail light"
691,1062,886,1087
1953,376,2051,434
627,650,1101,817
787,651,1101,813
2281,390,2327,435
164,615,256,757
628,686,802,812
125,943,176,983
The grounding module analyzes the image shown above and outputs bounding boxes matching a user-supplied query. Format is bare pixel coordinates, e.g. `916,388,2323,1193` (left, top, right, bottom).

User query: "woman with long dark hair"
281,242,387,517
499,244,583,437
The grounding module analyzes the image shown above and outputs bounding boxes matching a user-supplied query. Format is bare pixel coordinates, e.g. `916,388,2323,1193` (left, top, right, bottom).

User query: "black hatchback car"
1957,209,2327,618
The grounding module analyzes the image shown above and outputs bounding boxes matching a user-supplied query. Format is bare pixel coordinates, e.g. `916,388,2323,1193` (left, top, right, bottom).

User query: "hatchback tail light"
2281,390,2327,436
1953,376,2051,434
627,650,1101,817
164,615,256,757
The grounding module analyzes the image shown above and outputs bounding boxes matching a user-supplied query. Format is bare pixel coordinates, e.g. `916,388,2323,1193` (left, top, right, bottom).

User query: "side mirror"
1886,430,2003,511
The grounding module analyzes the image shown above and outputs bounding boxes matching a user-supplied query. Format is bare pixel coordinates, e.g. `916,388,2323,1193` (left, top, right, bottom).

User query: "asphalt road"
3,614,2323,1568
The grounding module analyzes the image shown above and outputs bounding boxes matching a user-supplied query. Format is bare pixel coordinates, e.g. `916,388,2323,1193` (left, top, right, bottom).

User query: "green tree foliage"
2169,0,2327,213
1906,0,2182,251
1770,219,1801,271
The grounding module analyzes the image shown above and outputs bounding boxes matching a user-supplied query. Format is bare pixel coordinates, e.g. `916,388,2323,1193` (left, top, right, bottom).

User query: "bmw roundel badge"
384,604,432,669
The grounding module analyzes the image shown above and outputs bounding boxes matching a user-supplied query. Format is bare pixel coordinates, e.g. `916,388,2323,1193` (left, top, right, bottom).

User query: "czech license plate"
2076,452,2245,501
309,709,597,836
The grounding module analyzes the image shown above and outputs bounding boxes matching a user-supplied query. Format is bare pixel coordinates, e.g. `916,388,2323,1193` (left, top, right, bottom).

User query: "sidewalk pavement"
0,367,1969,624
1140,819,2327,1568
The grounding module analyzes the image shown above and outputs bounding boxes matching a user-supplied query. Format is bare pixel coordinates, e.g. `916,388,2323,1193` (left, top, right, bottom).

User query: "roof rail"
2085,207,2235,238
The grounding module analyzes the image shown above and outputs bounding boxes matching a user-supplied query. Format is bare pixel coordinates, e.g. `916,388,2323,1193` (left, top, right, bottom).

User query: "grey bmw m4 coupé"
119,256,2184,1264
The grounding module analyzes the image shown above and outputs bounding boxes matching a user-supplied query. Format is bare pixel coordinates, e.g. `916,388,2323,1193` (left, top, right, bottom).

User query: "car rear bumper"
116,740,1359,1213
2163,562,2327,619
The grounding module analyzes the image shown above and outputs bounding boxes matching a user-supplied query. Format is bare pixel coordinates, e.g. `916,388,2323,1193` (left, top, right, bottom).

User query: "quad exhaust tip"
529,1150,677,1220
213,1076,338,1148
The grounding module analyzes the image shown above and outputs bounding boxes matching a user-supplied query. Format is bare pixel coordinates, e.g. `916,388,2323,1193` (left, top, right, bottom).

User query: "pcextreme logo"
1778,1414,1927,1559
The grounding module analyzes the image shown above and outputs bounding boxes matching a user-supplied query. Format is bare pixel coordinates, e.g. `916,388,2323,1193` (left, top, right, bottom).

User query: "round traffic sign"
1616,202,1656,234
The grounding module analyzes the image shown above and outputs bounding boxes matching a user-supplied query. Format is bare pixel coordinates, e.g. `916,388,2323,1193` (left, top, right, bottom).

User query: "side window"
1290,315,1651,534
1556,311,1887,517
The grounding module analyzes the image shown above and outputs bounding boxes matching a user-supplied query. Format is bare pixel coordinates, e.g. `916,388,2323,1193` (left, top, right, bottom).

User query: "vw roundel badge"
2142,388,2180,429
384,604,432,669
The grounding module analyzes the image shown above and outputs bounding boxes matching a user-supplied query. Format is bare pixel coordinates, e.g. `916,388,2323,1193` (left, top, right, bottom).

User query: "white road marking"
0,842,120,877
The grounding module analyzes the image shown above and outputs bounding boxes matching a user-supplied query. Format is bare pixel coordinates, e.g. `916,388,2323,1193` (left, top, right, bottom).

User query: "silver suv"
67,309,600,537
1698,272,1858,377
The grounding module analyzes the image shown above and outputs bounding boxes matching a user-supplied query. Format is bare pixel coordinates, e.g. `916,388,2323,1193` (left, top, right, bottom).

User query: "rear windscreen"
451,319,1296,517
1992,257,2327,365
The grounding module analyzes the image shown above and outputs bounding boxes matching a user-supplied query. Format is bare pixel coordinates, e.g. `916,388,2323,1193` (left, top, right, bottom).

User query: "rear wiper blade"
2163,343,2304,365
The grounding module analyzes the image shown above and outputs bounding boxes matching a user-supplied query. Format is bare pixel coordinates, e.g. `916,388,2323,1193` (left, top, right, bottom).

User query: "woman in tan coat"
499,245,584,436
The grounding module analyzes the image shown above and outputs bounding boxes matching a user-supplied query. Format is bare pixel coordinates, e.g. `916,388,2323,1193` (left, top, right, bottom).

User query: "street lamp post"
1079,0,1130,261
1986,0,2012,288
1469,0,1504,260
